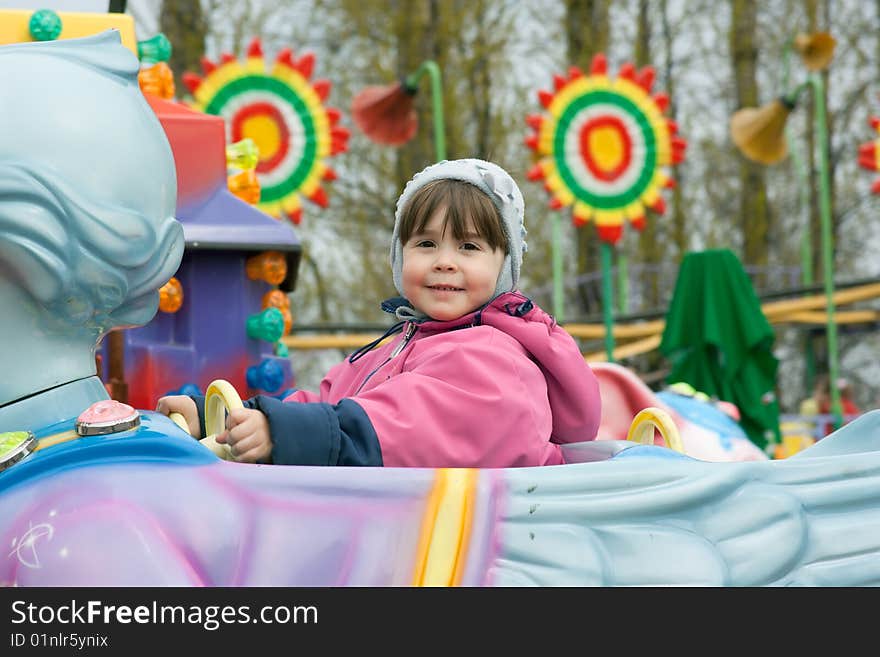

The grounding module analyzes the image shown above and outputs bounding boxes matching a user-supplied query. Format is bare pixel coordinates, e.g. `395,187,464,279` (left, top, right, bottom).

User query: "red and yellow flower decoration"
525,53,686,244
183,38,348,224
857,115,880,194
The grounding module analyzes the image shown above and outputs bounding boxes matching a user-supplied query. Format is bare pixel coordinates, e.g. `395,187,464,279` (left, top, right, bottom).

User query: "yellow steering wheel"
169,379,243,461
625,407,685,454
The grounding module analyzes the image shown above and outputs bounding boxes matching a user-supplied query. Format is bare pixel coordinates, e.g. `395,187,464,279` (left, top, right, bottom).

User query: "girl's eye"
461,242,481,251
415,240,435,248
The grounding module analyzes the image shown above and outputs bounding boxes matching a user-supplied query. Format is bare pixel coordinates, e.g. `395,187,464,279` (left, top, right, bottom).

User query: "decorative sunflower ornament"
525,53,686,244
183,38,349,224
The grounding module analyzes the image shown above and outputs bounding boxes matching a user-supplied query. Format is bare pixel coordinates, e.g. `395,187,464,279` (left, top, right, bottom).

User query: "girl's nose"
432,250,458,271
434,245,458,271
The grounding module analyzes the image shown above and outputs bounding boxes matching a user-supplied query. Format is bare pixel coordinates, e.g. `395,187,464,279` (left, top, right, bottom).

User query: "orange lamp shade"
158,277,183,313
351,82,418,146
138,62,175,100
246,251,287,286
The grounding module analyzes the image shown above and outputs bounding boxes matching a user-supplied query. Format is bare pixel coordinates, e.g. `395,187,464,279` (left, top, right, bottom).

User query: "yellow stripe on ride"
411,468,478,587
32,429,80,452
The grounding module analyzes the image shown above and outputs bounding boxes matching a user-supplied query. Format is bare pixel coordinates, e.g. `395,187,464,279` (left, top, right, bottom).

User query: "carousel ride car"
1,32,879,588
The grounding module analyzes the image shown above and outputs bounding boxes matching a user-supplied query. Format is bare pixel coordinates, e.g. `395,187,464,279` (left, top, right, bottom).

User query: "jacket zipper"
354,322,418,394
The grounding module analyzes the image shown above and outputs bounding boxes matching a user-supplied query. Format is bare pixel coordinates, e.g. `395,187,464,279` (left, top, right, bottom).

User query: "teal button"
29,9,62,41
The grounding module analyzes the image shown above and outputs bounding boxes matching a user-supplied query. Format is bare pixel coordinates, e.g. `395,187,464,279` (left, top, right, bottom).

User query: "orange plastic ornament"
228,169,261,205
262,289,290,311
280,308,293,335
158,277,183,313
246,251,287,285
138,62,175,100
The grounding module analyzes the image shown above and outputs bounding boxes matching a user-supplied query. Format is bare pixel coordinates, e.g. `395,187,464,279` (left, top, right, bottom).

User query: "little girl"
158,159,601,467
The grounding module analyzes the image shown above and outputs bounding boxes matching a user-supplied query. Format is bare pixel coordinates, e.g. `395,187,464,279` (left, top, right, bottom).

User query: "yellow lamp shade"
793,32,836,72
730,99,792,165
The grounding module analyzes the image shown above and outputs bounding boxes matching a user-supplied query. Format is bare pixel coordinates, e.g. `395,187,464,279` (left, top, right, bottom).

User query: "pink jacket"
283,292,600,467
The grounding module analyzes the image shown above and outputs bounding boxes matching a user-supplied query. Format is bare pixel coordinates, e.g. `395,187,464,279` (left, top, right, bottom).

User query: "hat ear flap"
391,239,405,297
492,254,516,298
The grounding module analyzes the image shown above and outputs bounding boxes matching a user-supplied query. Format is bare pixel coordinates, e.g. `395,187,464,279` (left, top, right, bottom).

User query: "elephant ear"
0,164,70,306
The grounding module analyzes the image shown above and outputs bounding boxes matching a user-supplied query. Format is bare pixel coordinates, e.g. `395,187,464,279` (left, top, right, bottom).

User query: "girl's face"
401,206,505,321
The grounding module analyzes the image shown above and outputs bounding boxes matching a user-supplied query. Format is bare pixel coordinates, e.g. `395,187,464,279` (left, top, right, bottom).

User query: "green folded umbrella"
659,249,781,450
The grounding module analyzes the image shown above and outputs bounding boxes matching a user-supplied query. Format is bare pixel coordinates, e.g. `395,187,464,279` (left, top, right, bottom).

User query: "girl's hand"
217,407,273,463
156,395,201,437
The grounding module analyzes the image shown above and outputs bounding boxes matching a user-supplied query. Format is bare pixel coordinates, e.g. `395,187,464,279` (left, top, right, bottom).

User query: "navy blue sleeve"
189,394,381,466
247,396,383,467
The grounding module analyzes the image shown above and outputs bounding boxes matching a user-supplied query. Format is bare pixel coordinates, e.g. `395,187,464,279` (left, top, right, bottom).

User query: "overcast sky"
125,0,161,36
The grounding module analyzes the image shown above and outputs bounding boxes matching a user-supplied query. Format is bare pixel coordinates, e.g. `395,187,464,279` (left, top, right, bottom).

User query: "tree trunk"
805,0,821,282
660,0,686,264
634,0,662,312
730,0,770,280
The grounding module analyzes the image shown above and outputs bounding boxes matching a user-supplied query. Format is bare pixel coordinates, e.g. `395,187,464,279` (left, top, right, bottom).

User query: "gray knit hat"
391,158,527,300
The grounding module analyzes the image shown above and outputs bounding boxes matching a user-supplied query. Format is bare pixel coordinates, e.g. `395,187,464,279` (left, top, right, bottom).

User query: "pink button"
76,400,140,435
77,400,138,425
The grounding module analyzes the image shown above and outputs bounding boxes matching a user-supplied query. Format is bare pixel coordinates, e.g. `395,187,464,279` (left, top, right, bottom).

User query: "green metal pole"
600,241,616,361
552,213,565,322
617,251,628,314
786,136,814,285
405,61,446,161
785,78,842,425
788,134,816,405
782,43,816,410
808,73,843,426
